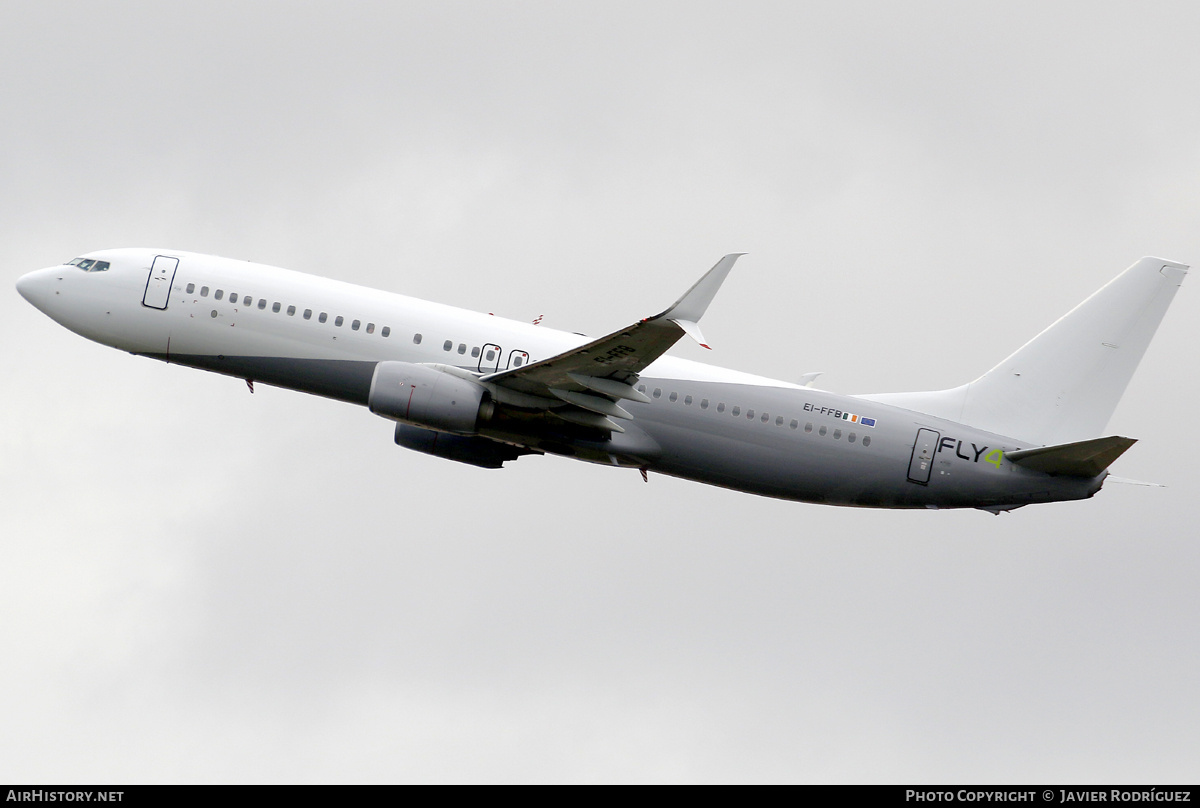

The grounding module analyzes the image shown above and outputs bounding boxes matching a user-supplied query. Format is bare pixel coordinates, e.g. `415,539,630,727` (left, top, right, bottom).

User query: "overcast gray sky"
2,0,1198,783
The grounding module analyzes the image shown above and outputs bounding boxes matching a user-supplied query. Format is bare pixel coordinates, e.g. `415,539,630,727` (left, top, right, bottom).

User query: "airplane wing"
478,254,743,432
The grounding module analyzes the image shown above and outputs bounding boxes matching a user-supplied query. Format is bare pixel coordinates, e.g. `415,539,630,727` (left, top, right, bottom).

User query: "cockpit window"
65,258,109,272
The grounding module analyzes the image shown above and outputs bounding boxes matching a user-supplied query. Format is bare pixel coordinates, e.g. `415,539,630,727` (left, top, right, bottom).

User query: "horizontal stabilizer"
1007,435,1136,477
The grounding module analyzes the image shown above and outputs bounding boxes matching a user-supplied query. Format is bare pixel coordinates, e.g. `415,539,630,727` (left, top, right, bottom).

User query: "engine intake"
368,361,491,435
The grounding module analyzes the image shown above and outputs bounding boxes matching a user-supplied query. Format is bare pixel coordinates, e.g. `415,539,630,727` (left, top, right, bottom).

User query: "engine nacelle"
393,423,526,469
368,361,491,435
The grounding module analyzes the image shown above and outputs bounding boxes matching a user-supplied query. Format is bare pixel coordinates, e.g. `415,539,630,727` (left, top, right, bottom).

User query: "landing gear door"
907,428,940,485
142,255,179,310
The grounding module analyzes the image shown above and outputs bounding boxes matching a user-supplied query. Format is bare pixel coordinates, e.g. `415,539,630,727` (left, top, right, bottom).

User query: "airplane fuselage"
16,248,1111,510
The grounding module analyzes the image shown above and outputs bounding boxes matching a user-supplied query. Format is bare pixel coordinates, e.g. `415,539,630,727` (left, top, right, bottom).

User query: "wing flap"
566,372,652,403
550,388,634,420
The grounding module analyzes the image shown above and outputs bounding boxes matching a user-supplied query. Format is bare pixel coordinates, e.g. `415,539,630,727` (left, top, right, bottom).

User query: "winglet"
655,253,743,348
671,317,711,349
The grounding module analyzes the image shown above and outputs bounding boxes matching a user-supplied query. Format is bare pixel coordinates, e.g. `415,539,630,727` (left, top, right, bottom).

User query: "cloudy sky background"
2,1,1198,783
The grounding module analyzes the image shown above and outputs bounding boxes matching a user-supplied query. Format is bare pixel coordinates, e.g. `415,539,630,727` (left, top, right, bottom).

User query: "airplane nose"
16,271,35,301
16,267,59,314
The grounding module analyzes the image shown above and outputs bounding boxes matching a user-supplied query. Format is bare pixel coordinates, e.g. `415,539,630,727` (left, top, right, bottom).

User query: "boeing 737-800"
16,249,1187,513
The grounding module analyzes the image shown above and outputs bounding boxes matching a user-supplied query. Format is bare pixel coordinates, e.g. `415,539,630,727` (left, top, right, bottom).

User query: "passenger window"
366,323,375,334
457,343,466,354
512,354,525,367
272,302,281,313
732,406,741,416
717,403,725,413
471,346,479,357
258,299,267,310
410,333,419,343
443,340,452,351
287,305,296,316
214,289,222,300
210,310,217,318
833,429,841,440
746,409,754,419
382,326,390,337
700,399,709,409
805,422,813,433
201,286,210,297
669,392,678,402
334,316,344,326
862,436,871,447
848,433,856,443
819,426,827,436
303,309,312,320
186,283,196,294
319,312,328,323
352,320,360,331
485,348,495,361
684,395,693,405
653,388,661,398
775,416,783,426
761,413,770,423
790,419,798,429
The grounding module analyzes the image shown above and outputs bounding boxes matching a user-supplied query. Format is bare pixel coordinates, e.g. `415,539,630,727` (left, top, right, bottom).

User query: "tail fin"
860,257,1188,445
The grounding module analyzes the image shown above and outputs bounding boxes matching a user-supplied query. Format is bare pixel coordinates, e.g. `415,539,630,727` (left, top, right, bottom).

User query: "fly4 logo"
939,436,1005,469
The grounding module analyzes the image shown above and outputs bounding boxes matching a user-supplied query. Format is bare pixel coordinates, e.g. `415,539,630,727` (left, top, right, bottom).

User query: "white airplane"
16,249,1187,513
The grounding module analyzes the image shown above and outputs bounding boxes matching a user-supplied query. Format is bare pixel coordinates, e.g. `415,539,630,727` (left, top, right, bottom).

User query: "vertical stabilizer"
860,257,1188,445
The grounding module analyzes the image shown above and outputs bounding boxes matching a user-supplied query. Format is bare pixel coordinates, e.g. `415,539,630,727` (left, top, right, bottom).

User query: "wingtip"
659,254,741,326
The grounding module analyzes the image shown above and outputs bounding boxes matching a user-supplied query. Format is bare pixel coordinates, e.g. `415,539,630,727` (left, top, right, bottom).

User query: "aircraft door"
479,343,502,373
508,349,529,369
142,255,179,310
907,428,939,485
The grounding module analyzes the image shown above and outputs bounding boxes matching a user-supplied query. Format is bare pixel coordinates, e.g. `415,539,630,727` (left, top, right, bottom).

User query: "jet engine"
368,361,493,435
393,423,529,469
